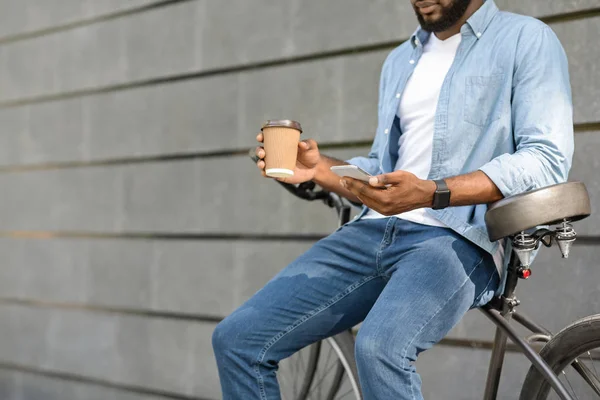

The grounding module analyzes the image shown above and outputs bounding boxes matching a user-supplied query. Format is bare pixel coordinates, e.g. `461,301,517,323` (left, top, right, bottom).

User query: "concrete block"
151,241,236,316
84,74,240,161
86,240,153,308
552,17,600,124
200,0,291,70
0,106,28,166
120,162,200,232
0,306,52,368
338,52,385,143
288,0,413,55
16,239,88,302
570,131,600,235
418,345,528,399
13,368,168,400
46,310,120,382
189,322,221,399
24,99,85,165
0,370,18,400
240,57,343,146
123,1,199,82
0,0,158,39
115,316,196,395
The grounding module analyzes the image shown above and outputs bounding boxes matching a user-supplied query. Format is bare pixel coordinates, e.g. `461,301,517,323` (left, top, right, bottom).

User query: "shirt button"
396,93,401,99
384,129,389,134
409,59,415,64
476,32,482,38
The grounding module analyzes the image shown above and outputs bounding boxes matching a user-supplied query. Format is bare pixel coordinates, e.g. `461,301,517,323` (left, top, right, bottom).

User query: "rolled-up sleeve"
479,25,574,198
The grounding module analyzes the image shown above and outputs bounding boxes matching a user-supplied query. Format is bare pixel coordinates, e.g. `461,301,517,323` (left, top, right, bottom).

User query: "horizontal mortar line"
0,0,196,46
0,140,374,173
540,7,600,25
0,7,597,110
0,119,597,173
0,361,212,400
0,40,402,110
1,231,599,245
0,297,223,324
0,231,328,242
0,297,531,355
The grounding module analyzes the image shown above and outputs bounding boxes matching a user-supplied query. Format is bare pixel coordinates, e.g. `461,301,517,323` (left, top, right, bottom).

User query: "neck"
435,0,484,40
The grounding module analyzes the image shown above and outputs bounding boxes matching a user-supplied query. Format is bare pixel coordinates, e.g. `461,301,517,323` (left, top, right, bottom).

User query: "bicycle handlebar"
248,149,352,226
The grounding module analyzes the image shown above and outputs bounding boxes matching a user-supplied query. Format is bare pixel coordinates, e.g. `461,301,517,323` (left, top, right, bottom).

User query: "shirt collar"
410,0,499,48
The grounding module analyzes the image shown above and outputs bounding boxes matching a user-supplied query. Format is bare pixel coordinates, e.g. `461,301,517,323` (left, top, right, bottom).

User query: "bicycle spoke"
562,370,580,400
307,344,334,400
292,354,298,396
307,362,340,398
335,386,356,400
299,347,306,373
589,351,600,378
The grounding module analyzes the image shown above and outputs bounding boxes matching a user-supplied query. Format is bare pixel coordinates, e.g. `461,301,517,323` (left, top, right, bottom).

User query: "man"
213,0,573,398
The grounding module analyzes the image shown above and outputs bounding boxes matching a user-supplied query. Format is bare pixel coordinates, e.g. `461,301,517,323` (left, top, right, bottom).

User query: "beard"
415,0,472,32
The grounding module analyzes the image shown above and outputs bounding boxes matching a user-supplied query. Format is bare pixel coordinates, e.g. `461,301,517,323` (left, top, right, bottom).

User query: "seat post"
482,251,521,400
501,252,521,311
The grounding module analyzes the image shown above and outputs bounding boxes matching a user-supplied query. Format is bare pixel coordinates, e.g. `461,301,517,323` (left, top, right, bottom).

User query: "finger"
255,146,265,159
299,141,309,150
369,172,402,187
256,160,265,170
256,132,264,143
341,178,377,200
261,169,267,178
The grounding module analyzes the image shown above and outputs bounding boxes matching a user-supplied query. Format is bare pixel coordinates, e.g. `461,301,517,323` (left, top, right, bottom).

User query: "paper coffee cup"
261,120,302,178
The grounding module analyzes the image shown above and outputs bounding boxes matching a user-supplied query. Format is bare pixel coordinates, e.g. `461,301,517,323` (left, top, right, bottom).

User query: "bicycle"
250,151,598,400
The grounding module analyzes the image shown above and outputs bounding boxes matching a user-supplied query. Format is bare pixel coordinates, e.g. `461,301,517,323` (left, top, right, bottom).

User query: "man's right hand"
255,133,321,184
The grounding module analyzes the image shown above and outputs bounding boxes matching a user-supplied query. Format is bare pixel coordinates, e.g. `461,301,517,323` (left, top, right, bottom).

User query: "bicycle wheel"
278,340,321,400
520,314,600,400
279,330,362,400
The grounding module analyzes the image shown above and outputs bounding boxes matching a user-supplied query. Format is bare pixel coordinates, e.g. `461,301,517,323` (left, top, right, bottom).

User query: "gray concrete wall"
0,1,598,399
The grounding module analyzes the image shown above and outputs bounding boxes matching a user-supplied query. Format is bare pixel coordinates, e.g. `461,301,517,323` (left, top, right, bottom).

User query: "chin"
420,11,442,22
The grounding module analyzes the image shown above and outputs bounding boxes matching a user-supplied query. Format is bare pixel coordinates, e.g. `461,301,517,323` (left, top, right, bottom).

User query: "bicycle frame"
480,252,583,400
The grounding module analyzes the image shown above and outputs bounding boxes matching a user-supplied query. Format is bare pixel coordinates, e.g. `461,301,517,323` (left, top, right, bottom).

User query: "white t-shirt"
364,32,504,273
364,32,461,225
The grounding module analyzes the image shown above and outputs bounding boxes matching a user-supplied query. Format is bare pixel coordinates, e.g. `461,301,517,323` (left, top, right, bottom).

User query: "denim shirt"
347,0,574,289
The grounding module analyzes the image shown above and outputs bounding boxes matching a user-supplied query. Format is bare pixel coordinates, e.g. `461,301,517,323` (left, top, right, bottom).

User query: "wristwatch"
432,179,451,210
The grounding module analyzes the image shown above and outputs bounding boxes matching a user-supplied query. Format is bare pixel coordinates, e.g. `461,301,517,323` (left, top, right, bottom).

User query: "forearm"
313,155,362,203
442,170,504,207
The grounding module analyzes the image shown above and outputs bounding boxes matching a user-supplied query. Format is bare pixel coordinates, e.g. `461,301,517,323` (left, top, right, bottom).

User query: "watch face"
433,186,451,210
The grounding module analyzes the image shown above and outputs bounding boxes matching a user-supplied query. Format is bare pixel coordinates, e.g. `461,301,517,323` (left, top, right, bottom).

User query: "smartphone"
330,165,373,183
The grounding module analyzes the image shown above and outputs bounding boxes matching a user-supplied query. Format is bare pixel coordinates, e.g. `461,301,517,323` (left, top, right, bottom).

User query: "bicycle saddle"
485,182,591,241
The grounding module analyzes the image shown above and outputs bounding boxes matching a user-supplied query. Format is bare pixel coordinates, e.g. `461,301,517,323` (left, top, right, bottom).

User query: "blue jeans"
213,218,499,399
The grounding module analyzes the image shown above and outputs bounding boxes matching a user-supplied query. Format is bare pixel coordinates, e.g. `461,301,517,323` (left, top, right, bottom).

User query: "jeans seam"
376,218,395,274
253,274,381,400
404,255,485,400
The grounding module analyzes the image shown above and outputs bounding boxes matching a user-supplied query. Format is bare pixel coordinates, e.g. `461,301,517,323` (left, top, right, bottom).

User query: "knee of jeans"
212,315,245,356
354,328,383,366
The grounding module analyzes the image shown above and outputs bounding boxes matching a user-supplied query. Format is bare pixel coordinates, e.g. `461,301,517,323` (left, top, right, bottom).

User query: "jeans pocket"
464,74,504,127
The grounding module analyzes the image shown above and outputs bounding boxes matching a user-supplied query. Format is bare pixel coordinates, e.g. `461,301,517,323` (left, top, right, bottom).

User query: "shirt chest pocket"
464,74,504,127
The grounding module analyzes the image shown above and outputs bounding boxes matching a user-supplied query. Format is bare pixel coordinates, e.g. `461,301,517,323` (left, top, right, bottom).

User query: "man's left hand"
340,170,437,216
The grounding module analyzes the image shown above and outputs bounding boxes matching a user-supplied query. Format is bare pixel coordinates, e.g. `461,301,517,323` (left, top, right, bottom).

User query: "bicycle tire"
519,314,600,399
